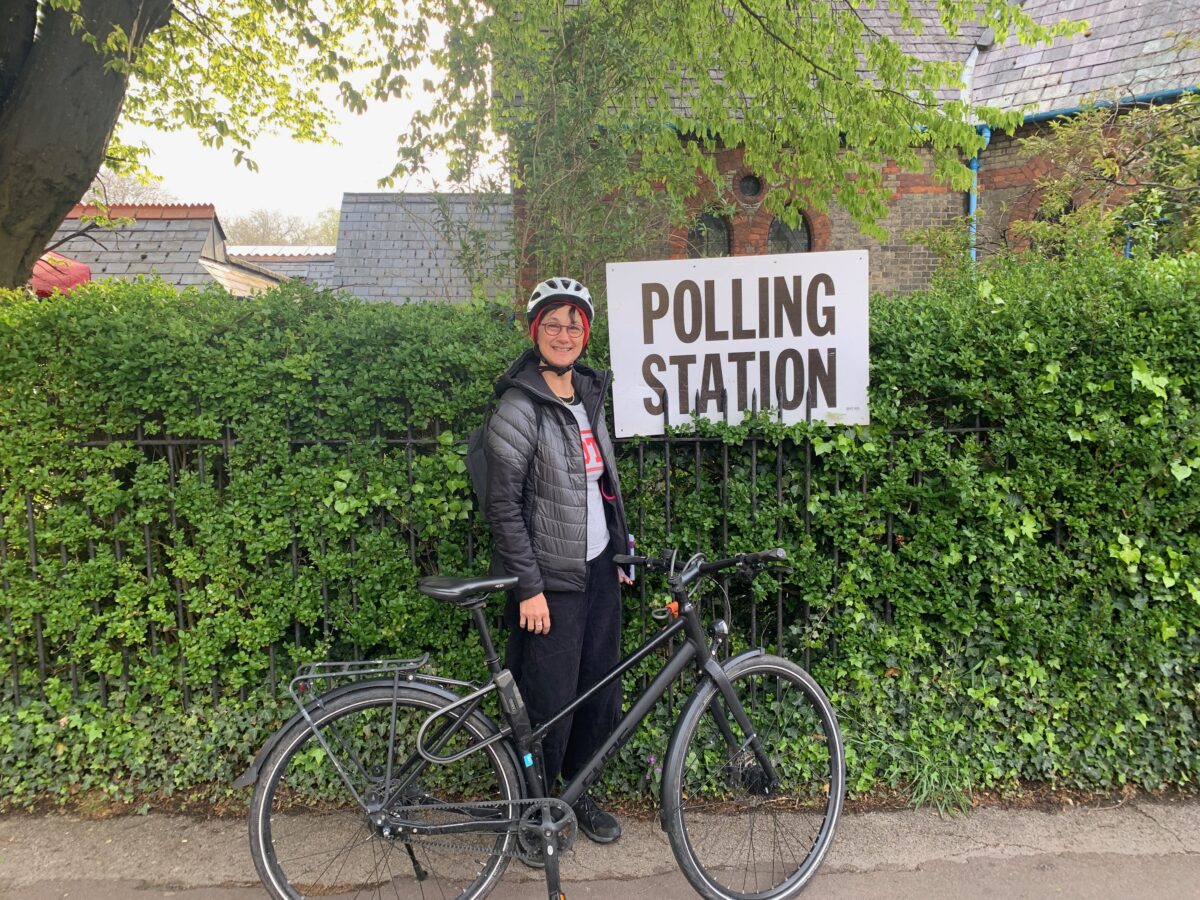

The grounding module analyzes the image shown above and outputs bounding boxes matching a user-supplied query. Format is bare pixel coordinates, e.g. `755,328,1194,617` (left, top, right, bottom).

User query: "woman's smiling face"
536,303,586,369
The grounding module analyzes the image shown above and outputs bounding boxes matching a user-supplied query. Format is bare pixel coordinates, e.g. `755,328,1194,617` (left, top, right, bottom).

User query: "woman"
484,277,632,844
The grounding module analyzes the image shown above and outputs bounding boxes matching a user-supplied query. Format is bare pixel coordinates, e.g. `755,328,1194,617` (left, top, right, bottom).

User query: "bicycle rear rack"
296,655,427,680
287,656,426,704
287,655,485,710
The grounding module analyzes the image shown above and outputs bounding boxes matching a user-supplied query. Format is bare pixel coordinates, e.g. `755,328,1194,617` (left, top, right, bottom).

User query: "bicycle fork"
701,654,783,791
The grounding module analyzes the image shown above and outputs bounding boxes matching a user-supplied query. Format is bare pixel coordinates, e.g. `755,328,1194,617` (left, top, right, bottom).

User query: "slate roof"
50,204,283,296
855,1,986,103
320,193,513,303
972,0,1200,116
664,1,1198,121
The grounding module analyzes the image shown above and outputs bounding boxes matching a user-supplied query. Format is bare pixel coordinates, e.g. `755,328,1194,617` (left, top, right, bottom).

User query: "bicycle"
236,546,845,900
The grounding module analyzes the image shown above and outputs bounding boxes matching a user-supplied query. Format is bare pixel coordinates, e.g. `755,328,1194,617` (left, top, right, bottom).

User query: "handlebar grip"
613,554,639,566
755,547,788,562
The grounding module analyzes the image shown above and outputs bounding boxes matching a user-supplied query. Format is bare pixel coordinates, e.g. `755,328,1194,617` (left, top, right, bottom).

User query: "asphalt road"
2,795,1198,899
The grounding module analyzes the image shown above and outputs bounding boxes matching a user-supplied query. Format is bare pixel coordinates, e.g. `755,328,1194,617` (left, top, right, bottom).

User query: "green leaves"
382,0,1075,248
3,251,1200,808
1131,359,1169,400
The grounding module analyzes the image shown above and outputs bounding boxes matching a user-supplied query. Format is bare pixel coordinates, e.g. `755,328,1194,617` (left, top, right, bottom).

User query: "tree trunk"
0,0,173,288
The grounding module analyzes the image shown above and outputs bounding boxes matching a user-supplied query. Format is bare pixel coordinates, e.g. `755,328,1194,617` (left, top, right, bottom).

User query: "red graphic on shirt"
580,429,604,474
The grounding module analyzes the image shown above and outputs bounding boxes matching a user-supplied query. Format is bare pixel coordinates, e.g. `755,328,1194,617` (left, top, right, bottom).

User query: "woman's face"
536,304,586,370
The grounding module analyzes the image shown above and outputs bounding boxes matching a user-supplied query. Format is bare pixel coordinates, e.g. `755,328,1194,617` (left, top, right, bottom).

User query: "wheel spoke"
665,656,844,899
249,685,521,900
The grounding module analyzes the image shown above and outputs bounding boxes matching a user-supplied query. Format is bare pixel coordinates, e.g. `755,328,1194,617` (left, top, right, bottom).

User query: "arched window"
768,216,811,253
687,213,731,258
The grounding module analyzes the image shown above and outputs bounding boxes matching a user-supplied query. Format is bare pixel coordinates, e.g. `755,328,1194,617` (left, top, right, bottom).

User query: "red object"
31,252,92,297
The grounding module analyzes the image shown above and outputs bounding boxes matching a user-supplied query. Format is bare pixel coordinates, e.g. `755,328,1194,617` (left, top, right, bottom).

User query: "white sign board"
605,251,869,438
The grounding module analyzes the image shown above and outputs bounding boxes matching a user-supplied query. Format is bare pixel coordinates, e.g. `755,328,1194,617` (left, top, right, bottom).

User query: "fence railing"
1,409,1000,709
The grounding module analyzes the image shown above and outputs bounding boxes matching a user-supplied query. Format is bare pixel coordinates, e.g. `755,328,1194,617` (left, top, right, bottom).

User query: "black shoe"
573,794,621,844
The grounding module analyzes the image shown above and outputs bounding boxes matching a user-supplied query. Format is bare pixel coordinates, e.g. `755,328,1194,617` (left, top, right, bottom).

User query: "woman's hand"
617,567,634,586
519,593,551,634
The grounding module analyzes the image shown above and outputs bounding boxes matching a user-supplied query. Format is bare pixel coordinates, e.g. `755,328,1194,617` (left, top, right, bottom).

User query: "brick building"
49,3,1198,303
662,0,1200,296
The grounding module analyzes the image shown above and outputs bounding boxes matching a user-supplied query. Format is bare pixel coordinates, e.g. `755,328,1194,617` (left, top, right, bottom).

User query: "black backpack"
466,399,542,511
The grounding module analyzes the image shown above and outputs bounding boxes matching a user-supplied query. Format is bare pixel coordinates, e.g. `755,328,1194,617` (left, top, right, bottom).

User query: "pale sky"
123,16,501,227
124,97,473,224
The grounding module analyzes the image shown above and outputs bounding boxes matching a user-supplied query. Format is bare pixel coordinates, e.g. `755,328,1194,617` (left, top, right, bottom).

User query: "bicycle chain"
376,797,575,861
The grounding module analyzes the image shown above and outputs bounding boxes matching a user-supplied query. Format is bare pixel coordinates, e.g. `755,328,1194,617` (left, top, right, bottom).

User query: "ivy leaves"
2,249,1199,807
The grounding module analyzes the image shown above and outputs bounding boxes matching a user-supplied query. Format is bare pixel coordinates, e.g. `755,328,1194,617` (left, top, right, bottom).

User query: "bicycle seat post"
469,604,504,677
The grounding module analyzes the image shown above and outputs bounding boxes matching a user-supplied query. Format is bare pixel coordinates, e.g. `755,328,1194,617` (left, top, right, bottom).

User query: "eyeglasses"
541,323,585,338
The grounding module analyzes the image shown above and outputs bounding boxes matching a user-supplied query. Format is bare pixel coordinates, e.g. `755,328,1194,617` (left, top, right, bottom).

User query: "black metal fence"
1,406,999,709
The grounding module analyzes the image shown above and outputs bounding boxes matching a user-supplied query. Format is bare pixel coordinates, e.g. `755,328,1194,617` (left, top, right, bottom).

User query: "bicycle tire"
249,682,523,900
662,654,845,900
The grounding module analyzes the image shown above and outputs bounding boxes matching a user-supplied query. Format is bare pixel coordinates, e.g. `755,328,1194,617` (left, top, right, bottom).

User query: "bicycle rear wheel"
662,654,844,900
249,683,522,900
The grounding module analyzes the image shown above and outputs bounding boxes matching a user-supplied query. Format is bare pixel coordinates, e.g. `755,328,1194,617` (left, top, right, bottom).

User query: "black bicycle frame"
366,579,780,844
521,589,778,807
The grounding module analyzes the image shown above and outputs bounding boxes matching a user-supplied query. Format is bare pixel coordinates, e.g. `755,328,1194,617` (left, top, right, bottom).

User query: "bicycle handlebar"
699,547,787,573
614,547,788,581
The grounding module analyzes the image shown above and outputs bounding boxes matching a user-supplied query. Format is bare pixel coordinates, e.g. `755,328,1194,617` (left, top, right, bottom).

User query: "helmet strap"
534,348,577,377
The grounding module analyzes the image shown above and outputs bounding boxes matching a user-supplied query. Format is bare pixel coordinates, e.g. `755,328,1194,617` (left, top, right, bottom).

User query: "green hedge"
0,250,1197,808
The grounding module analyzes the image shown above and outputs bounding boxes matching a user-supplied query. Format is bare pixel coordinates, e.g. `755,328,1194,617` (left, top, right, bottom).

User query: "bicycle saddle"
418,574,518,606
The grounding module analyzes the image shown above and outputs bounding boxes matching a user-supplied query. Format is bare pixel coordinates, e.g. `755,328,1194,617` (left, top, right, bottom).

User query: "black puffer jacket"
485,348,629,600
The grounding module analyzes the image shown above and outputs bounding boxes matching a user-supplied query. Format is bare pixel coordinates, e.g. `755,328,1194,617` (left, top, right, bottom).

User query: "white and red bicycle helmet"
526,277,594,347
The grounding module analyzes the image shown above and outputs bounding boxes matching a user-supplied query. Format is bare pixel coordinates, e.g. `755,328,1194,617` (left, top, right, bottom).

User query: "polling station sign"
605,251,869,438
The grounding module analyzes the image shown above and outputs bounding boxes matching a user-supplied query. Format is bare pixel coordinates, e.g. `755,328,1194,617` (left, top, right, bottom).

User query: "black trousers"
503,543,623,790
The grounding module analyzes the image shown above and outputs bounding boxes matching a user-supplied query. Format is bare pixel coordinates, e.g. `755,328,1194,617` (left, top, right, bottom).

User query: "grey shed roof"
49,204,283,296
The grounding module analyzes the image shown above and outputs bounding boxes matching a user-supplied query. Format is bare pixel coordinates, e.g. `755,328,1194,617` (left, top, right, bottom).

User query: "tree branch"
0,0,174,286
733,0,938,111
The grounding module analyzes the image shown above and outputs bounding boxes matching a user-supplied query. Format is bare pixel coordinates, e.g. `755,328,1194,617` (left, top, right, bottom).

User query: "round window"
738,174,763,198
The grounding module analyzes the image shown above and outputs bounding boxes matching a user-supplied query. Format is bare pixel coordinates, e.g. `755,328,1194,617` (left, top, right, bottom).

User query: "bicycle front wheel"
662,654,844,900
249,683,522,900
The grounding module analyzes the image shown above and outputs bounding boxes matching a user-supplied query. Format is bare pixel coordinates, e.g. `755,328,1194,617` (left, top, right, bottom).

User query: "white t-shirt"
563,398,610,560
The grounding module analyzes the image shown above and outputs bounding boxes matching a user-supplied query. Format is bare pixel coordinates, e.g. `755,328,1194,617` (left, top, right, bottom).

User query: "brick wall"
974,127,1051,254
323,193,514,303
659,147,967,297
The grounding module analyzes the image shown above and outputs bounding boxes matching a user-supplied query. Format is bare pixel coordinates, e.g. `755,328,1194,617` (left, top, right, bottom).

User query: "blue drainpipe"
969,125,991,261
